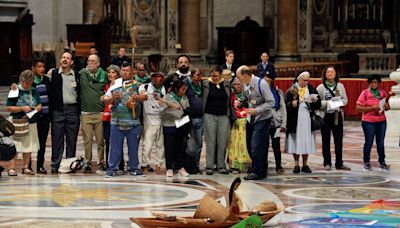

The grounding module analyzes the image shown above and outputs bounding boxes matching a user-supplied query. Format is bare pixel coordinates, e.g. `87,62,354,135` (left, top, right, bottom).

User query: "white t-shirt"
139,83,166,126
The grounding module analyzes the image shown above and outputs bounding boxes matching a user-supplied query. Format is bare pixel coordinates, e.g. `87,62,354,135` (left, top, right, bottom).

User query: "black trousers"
321,112,343,168
163,126,186,170
51,105,80,169
36,115,50,168
266,127,282,171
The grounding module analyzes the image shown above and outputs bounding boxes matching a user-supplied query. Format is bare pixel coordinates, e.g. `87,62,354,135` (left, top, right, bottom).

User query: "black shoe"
187,168,202,175
244,173,264,180
141,166,154,172
0,166,4,177
364,163,373,171
51,168,59,174
380,163,390,171
84,165,92,173
276,167,285,175
336,164,351,171
218,168,228,174
293,166,300,173
301,165,312,173
206,169,213,175
37,167,47,174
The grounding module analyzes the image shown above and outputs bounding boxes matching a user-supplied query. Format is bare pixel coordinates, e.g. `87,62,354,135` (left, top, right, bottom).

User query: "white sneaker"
166,169,173,177
178,168,189,177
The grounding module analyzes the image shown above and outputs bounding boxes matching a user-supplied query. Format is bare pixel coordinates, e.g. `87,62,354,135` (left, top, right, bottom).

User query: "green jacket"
79,67,108,112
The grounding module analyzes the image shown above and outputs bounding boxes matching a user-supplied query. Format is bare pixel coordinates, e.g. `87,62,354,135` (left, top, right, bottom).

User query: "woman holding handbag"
6,70,42,176
317,66,351,171
285,71,321,173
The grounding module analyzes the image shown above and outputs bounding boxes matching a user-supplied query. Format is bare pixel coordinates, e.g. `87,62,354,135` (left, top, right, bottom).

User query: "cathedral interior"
0,0,400,227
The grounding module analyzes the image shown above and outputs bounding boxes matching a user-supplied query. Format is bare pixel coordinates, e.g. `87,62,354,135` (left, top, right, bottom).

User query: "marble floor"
1,87,400,227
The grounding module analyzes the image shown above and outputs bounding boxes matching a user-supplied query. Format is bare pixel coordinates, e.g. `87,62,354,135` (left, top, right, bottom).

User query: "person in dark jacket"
256,52,276,79
183,68,203,174
49,52,81,174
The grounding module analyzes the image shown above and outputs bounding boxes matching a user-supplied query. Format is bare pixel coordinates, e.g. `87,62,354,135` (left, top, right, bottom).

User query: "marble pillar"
179,0,200,53
386,69,400,145
83,0,104,24
276,0,298,60
125,0,133,32
167,0,178,52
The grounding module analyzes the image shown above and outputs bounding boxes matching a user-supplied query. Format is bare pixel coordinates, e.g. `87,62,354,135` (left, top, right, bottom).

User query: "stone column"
385,68,400,152
167,0,178,52
179,0,200,53
125,0,133,31
276,0,298,60
83,0,104,24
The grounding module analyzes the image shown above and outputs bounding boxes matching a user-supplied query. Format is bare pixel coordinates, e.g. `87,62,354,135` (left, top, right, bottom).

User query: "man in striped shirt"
31,58,51,174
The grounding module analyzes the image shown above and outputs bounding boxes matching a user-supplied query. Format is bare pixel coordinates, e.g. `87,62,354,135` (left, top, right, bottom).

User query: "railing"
249,61,345,78
358,53,397,75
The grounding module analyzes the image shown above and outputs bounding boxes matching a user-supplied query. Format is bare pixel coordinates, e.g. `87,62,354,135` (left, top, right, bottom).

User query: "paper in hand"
26,109,38,119
274,128,281,138
175,115,190,128
304,94,318,103
327,97,344,111
8,88,19,98
379,98,386,113
107,78,123,93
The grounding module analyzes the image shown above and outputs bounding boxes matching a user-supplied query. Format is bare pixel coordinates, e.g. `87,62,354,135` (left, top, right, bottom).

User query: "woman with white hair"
285,71,321,173
6,70,42,176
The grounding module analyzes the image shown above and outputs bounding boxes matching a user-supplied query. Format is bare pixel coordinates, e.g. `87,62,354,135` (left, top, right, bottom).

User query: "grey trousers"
203,113,231,170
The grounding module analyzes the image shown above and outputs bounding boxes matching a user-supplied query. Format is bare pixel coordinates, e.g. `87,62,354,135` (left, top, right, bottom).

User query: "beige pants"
141,125,164,167
81,113,104,163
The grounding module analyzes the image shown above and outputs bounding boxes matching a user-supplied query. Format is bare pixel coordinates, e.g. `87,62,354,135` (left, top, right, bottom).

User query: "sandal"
22,168,35,175
8,169,17,176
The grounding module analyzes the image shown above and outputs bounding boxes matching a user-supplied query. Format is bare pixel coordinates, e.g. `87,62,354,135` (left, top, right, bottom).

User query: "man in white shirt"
139,72,167,174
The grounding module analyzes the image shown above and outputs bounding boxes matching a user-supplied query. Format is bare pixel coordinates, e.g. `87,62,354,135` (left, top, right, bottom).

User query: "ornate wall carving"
132,0,160,50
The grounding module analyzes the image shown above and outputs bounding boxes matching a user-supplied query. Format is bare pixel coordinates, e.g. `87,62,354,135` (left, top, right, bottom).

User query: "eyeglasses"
138,69,145,72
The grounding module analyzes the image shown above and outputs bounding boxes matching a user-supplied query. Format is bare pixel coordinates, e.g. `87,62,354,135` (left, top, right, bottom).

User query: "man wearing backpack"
139,72,166,174
236,65,275,180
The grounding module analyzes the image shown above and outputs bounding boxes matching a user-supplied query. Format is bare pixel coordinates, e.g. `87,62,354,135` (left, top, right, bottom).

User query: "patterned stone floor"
1,86,400,227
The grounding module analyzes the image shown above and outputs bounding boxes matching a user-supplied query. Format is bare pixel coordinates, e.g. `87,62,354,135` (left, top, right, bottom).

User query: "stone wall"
212,0,264,51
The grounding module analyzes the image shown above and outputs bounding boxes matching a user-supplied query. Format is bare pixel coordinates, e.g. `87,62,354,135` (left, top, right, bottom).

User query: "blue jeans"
108,124,142,172
192,118,203,164
361,121,386,164
246,118,271,178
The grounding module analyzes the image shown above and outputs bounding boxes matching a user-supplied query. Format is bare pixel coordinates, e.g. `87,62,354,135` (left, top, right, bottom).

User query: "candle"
352,4,355,19
367,4,369,20
108,4,111,14
338,6,340,22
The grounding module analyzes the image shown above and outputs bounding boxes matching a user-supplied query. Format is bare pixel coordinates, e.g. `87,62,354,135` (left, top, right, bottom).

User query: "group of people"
1,48,391,179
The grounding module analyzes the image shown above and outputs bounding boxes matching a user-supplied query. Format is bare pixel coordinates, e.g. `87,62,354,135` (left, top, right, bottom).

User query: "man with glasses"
79,54,108,172
164,55,191,91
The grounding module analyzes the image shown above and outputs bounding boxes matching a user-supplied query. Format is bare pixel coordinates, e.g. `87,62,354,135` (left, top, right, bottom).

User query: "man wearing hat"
236,65,275,180
139,71,167,174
